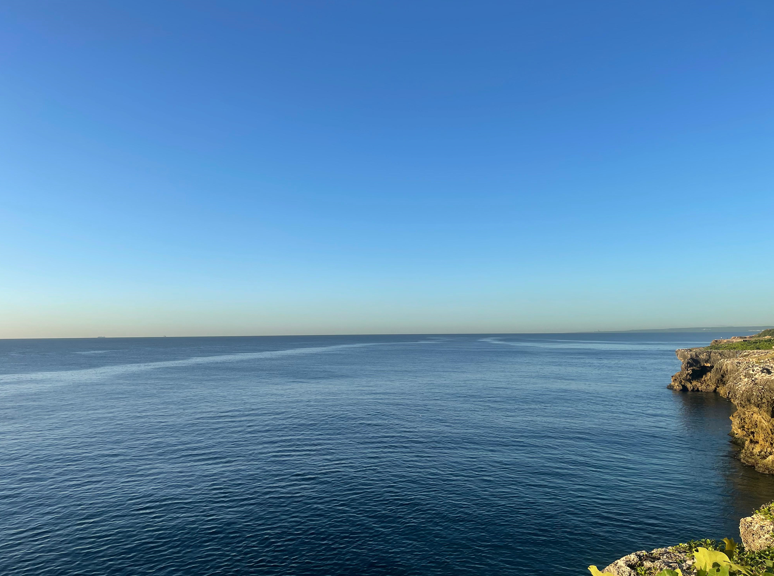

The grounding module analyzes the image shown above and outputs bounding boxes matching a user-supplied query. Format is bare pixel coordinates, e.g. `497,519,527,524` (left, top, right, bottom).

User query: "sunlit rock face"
739,508,774,552
670,340,774,474
669,348,744,393
602,547,694,576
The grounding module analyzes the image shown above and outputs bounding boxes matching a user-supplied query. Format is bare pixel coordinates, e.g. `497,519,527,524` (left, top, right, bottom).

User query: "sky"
1,1,772,338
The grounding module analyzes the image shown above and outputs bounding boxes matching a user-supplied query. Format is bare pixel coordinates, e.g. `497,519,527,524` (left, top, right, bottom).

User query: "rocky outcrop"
601,506,774,575
669,348,744,393
602,547,694,575
739,511,774,552
669,343,774,473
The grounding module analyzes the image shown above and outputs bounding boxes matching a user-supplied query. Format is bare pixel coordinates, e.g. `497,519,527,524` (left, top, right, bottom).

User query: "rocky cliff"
593,333,774,575
669,334,774,473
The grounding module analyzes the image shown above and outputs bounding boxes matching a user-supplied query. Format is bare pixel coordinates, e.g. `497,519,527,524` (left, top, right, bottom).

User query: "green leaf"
694,548,731,572
723,537,737,559
729,561,753,576
704,565,730,576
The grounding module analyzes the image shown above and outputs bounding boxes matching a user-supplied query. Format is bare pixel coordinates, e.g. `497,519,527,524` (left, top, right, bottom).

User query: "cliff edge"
669,330,774,473
600,505,774,575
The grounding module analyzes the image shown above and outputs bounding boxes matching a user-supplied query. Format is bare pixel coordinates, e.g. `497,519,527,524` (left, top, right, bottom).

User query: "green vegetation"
709,339,774,351
754,503,774,523
673,540,726,554
590,538,774,576
736,548,774,575
704,329,774,350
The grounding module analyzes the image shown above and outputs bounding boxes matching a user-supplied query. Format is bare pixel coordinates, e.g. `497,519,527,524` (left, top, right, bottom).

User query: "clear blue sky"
1,1,772,337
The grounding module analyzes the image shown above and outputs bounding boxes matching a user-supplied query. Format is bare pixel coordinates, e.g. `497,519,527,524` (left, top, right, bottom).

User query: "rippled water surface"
3,332,774,575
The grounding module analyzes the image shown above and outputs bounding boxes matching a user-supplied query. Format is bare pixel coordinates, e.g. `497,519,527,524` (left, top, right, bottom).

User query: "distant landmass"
620,326,772,334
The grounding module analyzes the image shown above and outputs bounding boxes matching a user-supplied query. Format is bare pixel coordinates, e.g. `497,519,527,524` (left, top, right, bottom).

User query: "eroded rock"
603,547,695,576
670,345,774,473
739,508,774,552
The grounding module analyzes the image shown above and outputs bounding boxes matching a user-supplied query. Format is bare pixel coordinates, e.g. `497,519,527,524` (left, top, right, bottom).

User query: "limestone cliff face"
669,348,744,393
669,347,774,473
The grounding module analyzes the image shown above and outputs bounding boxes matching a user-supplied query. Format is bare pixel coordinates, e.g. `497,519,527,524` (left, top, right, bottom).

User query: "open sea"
2,331,774,575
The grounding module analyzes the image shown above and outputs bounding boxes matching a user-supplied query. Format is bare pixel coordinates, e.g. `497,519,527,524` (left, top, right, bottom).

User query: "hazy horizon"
1,325,771,341
2,1,772,339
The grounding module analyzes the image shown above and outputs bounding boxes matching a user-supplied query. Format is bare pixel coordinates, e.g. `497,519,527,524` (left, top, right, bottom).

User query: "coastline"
669,332,774,473
595,330,774,575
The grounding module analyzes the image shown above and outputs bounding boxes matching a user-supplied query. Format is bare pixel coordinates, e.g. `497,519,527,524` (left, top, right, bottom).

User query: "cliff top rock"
603,547,694,576
739,503,774,552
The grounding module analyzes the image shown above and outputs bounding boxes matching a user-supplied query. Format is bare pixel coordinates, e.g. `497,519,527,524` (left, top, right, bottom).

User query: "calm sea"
2,332,774,575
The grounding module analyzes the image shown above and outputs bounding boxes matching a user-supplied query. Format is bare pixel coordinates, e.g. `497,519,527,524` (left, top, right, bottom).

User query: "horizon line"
1,325,771,341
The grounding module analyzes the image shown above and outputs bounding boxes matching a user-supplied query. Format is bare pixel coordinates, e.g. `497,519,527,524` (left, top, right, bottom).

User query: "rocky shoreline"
669,335,774,473
596,330,774,575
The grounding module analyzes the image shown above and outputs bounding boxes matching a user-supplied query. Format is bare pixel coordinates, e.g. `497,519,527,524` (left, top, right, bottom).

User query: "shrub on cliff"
708,339,774,351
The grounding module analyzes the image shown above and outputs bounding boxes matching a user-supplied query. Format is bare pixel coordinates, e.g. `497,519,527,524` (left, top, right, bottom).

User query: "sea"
2,331,774,575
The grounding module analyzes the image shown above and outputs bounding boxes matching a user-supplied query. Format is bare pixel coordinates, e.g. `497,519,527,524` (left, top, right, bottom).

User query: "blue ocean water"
2,332,774,575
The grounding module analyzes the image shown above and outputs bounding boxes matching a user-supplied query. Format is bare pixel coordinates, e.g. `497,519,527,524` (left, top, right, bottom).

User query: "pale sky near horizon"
1,1,773,338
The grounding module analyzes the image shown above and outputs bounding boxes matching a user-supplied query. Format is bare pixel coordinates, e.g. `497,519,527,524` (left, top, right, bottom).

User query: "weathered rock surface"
669,342,774,473
669,349,746,393
603,547,694,575
739,508,774,552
